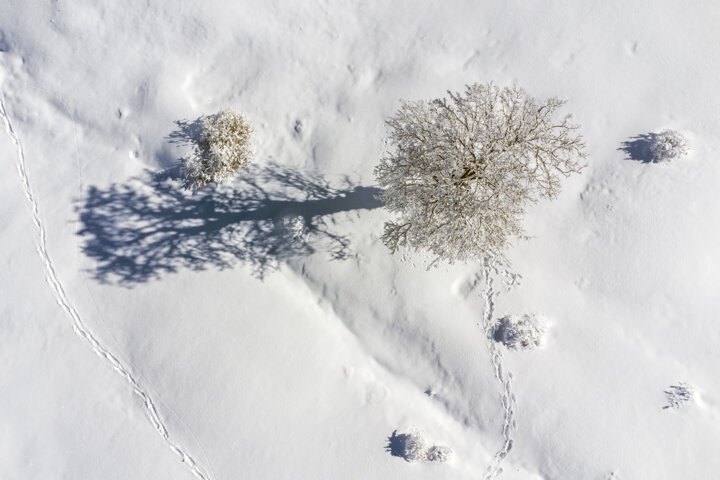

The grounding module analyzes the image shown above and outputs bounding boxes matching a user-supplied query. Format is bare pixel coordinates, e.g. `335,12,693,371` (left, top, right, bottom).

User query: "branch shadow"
76,162,383,286
618,132,655,163
168,117,205,148
163,116,205,186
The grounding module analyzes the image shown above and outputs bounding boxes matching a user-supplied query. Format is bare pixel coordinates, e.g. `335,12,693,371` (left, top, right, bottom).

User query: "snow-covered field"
2,2,720,479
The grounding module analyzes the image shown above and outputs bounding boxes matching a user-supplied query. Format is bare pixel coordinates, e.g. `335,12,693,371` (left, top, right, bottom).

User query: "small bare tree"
375,83,586,264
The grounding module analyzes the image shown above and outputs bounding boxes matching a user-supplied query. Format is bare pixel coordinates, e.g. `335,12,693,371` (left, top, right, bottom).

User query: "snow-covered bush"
664,383,694,409
425,445,453,462
493,314,546,350
395,430,428,462
281,215,307,241
387,429,453,463
649,129,689,163
184,109,253,188
375,83,586,264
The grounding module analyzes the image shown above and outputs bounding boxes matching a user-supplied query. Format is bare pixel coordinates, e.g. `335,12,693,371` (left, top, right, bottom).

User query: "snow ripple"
0,91,213,480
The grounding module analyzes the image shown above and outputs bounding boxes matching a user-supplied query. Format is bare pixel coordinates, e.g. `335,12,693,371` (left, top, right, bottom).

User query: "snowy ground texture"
2,1,720,479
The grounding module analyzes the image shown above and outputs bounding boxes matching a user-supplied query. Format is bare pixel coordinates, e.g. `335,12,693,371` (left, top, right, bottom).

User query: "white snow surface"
2,2,720,479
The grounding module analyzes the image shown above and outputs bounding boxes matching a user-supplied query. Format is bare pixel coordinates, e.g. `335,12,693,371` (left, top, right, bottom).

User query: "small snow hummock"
386,429,453,463
649,129,689,163
664,383,694,409
281,215,307,241
425,445,453,462
493,314,546,350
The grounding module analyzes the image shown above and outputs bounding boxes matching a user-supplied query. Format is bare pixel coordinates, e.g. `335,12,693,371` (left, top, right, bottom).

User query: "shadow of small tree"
77,162,383,285
385,430,411,459
618,133,655,163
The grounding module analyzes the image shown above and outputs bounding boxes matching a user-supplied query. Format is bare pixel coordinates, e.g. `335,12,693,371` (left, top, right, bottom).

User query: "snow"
2,1,720,479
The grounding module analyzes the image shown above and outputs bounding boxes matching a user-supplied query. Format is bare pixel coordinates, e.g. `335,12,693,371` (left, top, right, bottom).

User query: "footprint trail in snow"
0,91,214,480
481,259,520,479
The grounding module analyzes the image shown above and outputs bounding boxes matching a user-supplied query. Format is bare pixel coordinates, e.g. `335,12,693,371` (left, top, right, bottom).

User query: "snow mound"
493,314,546,350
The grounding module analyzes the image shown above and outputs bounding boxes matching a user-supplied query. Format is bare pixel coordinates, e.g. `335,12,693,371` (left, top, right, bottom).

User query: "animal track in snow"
480,258,520,479
1,90,214,480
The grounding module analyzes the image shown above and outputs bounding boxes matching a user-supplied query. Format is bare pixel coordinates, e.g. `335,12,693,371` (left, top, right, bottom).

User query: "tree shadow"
618,132,655,163
76,162,383,286
168,117,205,148
164,116,205,186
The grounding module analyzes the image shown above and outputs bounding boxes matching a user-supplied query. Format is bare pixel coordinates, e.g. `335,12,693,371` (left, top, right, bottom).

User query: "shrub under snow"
425,445,453,462
184,109,253,187
395,430,428,462
387,429,453,463
649,129,689,163
664,383,694,409
493,313,546,350
280,215,307,241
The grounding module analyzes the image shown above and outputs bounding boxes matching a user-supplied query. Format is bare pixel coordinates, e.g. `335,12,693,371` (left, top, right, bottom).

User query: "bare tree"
375,83,587,265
